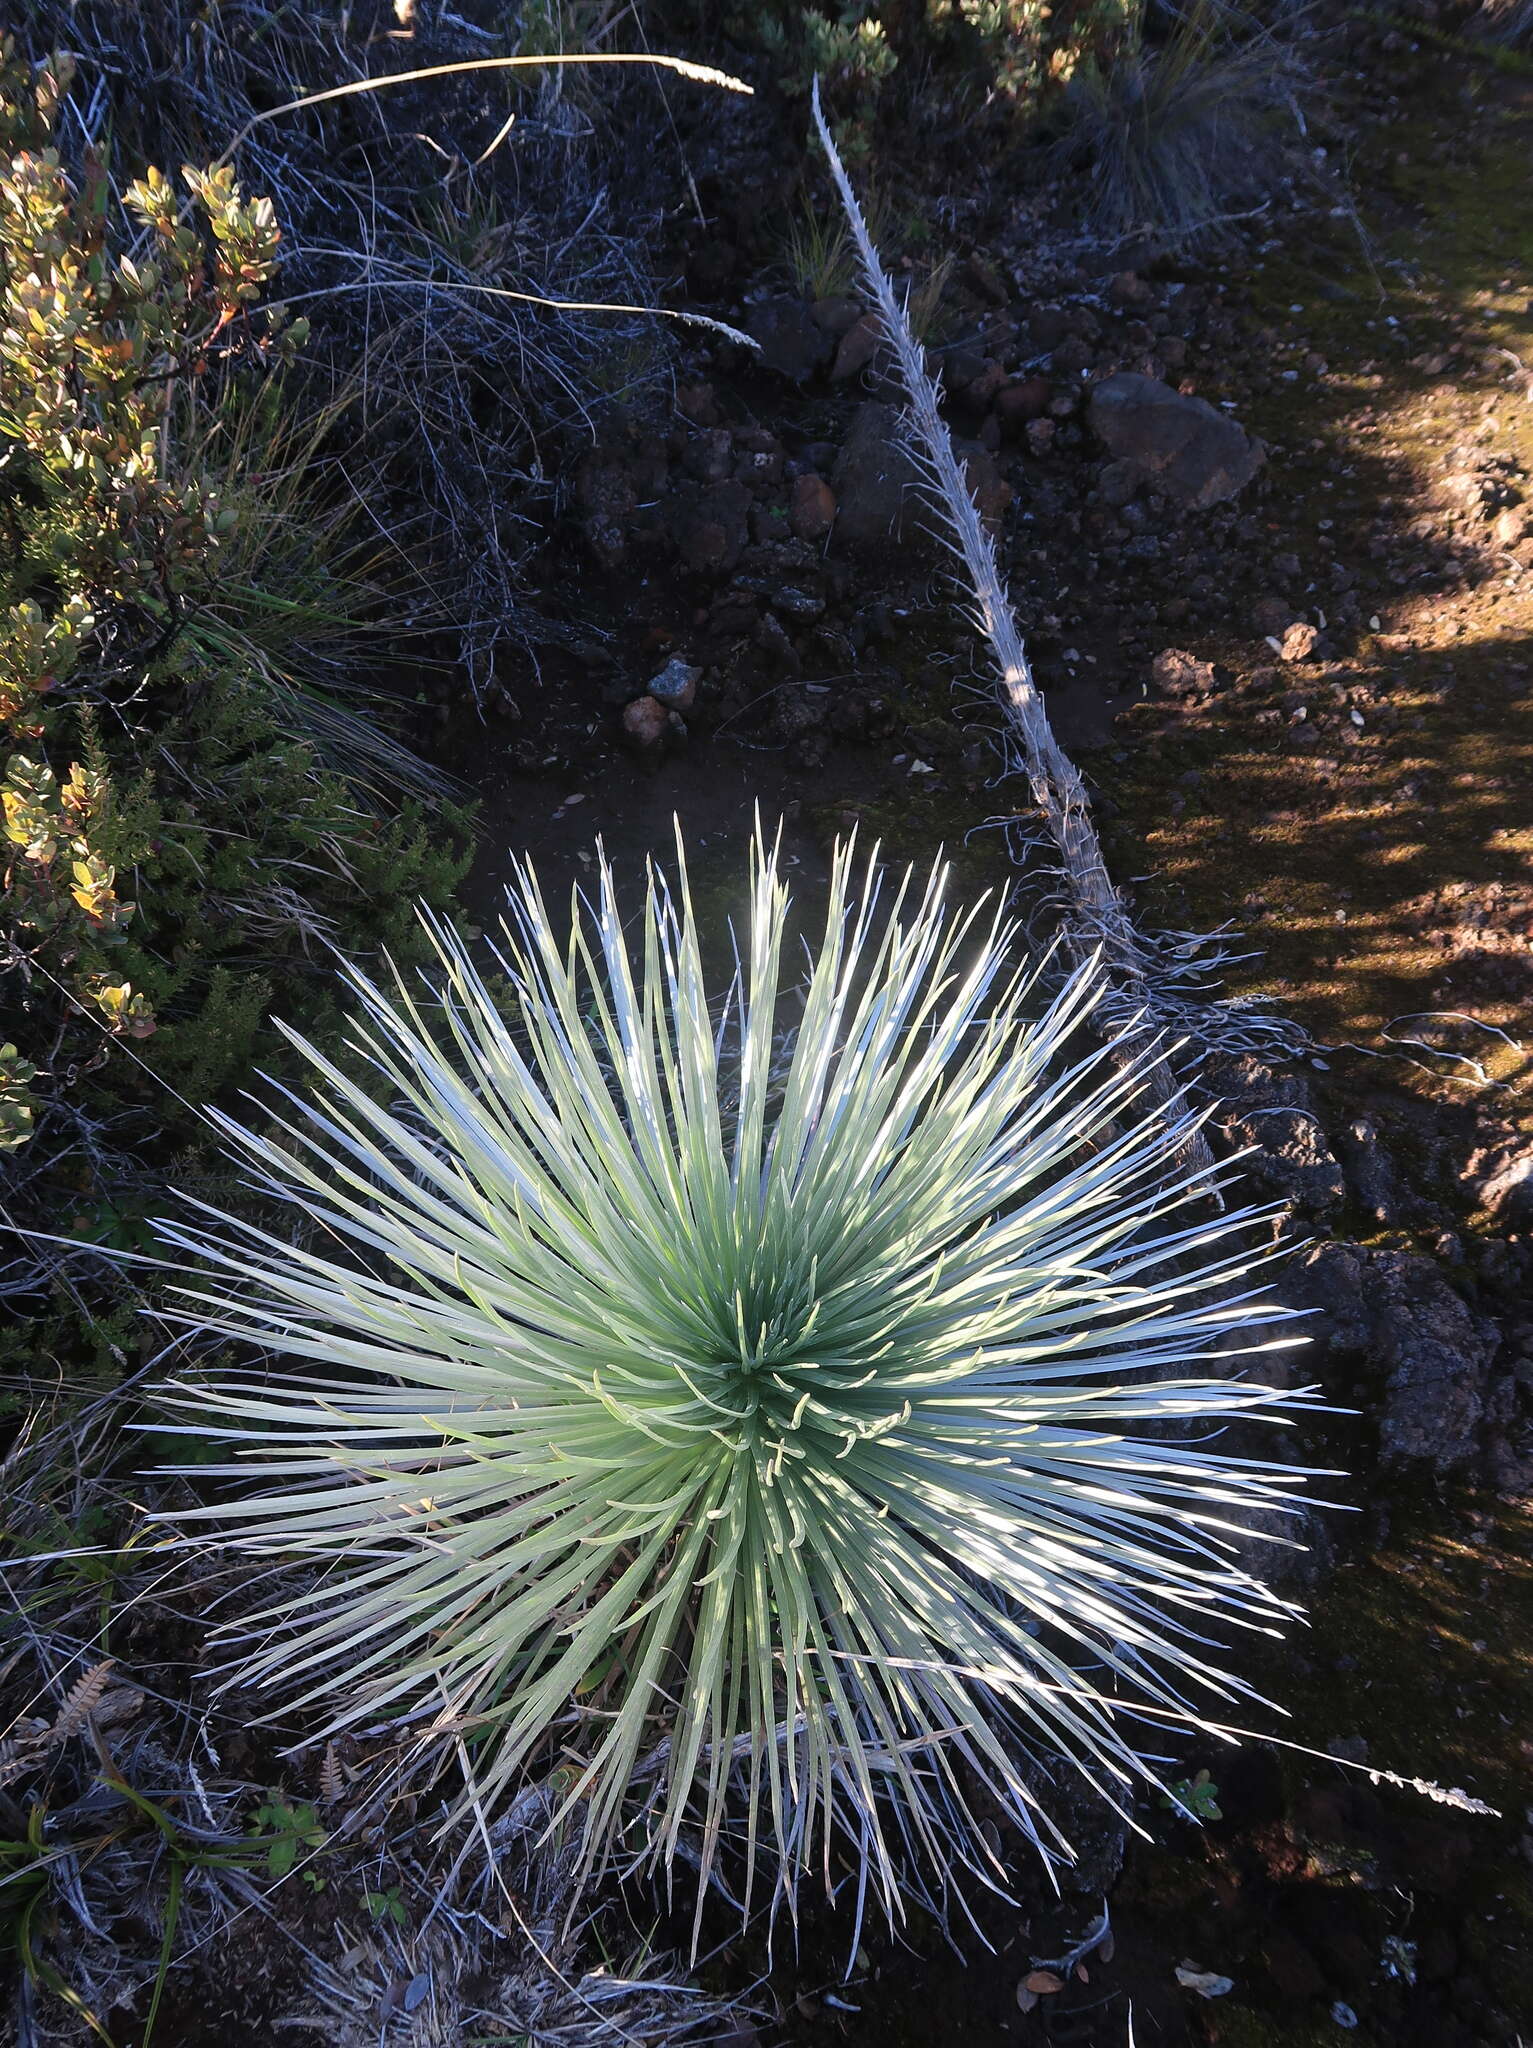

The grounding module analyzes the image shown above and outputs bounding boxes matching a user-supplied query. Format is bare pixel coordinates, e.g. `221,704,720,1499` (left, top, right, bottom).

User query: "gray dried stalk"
810,80,1305,1122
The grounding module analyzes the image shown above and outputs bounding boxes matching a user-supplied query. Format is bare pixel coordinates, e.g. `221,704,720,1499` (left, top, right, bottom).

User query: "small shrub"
947,0,1135,104
161,828,1317,1921
1161,1766,1223,1819
13,1,676,698
0,40,301,1060
735,0,1140,144
0,41,470,1332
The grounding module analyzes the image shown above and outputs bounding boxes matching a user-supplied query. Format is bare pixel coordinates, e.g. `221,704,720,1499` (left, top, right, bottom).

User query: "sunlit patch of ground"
1096,69,1533,1129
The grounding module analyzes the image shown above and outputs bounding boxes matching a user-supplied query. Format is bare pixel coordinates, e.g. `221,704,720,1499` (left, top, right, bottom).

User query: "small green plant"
904,249,958,343
782,196,857,299
0,34,297,1087
0,39,472,1361
249,1797,328,1880
0,1770,264,2045
948,0,1135,104
754,5,898,160
0,1805,112,2040
1161,1767,1223,1821
159,826,1318,1925
0,1038,38,1147
738,0,1140,136
364,1883,408,1928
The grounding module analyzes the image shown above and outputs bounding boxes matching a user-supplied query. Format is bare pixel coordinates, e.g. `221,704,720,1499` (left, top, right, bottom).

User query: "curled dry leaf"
0,1719,51,1790
1016,1983,1039,2014
1024,1971,1065,1995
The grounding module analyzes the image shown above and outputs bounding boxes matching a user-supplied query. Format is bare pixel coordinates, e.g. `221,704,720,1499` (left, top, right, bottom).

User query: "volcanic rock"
1088,371,1265,509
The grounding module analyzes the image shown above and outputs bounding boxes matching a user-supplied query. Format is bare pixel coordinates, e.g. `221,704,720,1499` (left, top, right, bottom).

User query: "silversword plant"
161,827,1317,1919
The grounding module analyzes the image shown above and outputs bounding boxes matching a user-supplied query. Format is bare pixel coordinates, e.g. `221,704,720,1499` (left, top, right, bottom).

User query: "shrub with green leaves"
162,828,1316,1919
0,38,301,1087
0,40,468,1349
735,0,1136,149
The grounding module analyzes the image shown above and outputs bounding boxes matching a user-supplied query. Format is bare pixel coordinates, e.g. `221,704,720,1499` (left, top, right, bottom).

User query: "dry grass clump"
0,1389,753,2045
1054,1,1312,245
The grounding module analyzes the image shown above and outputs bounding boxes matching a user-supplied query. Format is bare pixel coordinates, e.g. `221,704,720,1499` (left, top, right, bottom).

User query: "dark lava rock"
1049,333,1095,378
964,359,1007,409
647,657,700,712
831,311,882,383
682,426,733,485
1026,305,1071,351
1098,457,1146,508
1371,1249,1498,1469
1280,1241,1498,1472
995,375,1052,433
1108,269,1156,310
771,585,826,623
830,402,924,552
1088,371,1265,509
957,440,1012,532
940,345,988,389
1469,1145,1533,1228
811,294,863,337
1282,1242,1375,1360
672,480,751,577
676,381,721,429
734,445,785,494
753,610,801,671
1337,1116,1397,1224
575,457,638,569
747,296,834,383
1206,1054,1344,1216
1251,594,1298,639
771,685,827,744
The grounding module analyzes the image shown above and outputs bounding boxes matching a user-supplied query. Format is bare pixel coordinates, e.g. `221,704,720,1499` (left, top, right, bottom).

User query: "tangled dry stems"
0,1387,750,2045
32,0,675,695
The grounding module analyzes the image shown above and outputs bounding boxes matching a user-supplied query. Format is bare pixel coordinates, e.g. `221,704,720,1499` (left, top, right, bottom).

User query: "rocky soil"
425,21,1533,2048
